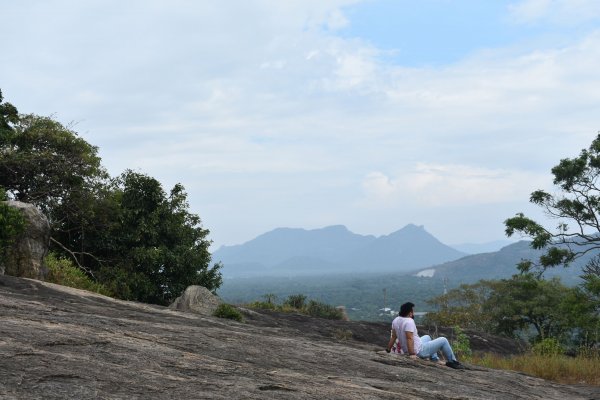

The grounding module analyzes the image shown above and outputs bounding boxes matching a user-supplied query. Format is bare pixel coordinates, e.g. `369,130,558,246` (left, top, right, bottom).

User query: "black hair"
399,302,415,317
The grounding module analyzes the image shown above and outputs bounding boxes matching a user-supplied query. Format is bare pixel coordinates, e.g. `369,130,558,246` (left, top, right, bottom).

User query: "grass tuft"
471,352,600,386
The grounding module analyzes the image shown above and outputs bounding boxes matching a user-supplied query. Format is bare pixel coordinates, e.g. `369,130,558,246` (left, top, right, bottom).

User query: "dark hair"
399,302,415,317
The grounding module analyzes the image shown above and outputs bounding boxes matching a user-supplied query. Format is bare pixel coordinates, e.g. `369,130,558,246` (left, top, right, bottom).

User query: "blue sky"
2,0,600,249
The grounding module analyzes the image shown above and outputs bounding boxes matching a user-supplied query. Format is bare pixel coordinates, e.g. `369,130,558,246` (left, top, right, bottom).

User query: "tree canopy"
426,275,596,347
0,89,222,305
505,133,600,276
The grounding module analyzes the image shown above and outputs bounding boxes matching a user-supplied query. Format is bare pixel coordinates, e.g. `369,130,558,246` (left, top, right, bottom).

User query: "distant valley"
214,224,590,320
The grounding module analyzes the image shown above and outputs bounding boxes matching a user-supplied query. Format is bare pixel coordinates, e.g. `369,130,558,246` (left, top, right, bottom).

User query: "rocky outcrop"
168,285,222,315
0,201,50,279
0,274,596,400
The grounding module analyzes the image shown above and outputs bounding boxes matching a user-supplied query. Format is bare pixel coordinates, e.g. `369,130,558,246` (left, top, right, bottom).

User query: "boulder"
0,201,50,279
169,285,222,315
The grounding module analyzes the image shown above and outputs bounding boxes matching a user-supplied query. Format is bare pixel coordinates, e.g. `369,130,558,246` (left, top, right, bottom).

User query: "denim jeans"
418,335,457,362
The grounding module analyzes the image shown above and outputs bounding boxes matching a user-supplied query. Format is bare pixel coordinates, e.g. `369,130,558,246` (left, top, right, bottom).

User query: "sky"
2,0,600,249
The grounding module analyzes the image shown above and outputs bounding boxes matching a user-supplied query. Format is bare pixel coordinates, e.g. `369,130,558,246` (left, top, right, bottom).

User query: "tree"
0,90,223,305
505,133,600,276
425,280,498,332
426,275,588,345
484,275,574,341
0,89,18,133
100,170,222,305
504,133,600,347
0,113,106,214
0,188,25,265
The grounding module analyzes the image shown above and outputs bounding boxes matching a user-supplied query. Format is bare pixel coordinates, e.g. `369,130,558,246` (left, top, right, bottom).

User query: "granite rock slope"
0,275,596,400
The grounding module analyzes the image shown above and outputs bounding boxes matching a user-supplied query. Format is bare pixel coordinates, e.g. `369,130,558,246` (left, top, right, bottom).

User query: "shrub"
333,328,353,341
305,300,344,320
451,326,472,361
246,300,277,310
532,337,564,356
283,294,307,309
0,189,25,263
45,252,112,296
213,303,243,322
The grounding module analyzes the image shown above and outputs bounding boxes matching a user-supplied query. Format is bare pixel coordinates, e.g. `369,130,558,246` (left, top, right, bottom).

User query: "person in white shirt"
386,302,464,369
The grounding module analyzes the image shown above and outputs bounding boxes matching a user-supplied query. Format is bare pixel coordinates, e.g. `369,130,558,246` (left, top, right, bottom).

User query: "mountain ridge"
214,224,466,278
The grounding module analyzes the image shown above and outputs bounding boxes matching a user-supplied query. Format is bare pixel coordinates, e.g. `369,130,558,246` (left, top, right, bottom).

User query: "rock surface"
0,275,597,400
0,201,50,279
168,285,222,315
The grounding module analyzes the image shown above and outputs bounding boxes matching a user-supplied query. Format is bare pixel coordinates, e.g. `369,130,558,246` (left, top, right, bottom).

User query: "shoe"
445,361,465,370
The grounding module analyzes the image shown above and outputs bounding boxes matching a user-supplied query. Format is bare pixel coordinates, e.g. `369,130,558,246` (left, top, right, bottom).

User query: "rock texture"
168,285,222,315
0,274,597,400
0,201,50,279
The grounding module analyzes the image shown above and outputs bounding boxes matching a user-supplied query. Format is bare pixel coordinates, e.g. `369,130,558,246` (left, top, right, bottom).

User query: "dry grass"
470,352,600,386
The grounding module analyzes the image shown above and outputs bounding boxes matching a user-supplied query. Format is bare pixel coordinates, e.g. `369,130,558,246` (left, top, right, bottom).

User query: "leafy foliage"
0,89,222,306
213,303,243,322
0,113,106,214
504,133,600,276
0,188,25,264
283,293,307,309
93,171,222,305
426,275,594,348
502,133,600,350
246,293,345,320
45,252,112,296
531,338,564,356
424,280,497,331
450,326,472,361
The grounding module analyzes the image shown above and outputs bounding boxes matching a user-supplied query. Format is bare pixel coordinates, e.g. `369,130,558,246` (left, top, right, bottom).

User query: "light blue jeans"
417,335,457,362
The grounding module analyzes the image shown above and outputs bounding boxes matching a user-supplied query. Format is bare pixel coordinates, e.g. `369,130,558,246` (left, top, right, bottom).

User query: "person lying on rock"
385,301,465,370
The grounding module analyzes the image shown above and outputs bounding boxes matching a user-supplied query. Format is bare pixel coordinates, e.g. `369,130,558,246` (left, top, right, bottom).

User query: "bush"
305,300,344,320
213,303,243,322
246,300,277,310
451,326,472,361
532,337,564,356
283,294,307,309
245,294,344,320
0,189,25,263
45,252,112,296
333,328,353,341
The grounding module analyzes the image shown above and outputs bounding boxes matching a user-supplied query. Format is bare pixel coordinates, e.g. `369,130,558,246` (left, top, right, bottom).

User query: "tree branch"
49,237,96,279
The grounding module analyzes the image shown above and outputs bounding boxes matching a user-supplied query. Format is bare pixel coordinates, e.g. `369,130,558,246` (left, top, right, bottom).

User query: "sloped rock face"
168,285,222,315
0,201,50,279
0,275,597,400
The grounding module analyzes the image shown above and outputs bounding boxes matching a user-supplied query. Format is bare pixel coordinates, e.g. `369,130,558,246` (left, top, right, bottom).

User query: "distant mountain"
213,224,466,278
450,240,516,254
414,241,590,285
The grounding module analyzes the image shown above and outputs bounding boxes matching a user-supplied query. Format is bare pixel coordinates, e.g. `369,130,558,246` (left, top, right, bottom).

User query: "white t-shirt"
391,316,422,355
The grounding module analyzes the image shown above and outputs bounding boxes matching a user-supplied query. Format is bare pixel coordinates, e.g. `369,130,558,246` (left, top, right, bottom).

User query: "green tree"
504,133,600,347
425,280,497,331
0,188,25,264
0,113,106,214
0,90,222,305
100,170,222,305
484,275,574,341
505,133,600,276
427,275,587,345
0,89,18,133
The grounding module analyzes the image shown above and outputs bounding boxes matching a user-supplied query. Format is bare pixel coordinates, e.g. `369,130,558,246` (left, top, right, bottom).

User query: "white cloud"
509,0,600,24
360,164,551,208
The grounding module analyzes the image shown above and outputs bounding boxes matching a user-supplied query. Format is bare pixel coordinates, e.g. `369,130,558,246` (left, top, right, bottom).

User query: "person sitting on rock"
385,301,465,370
